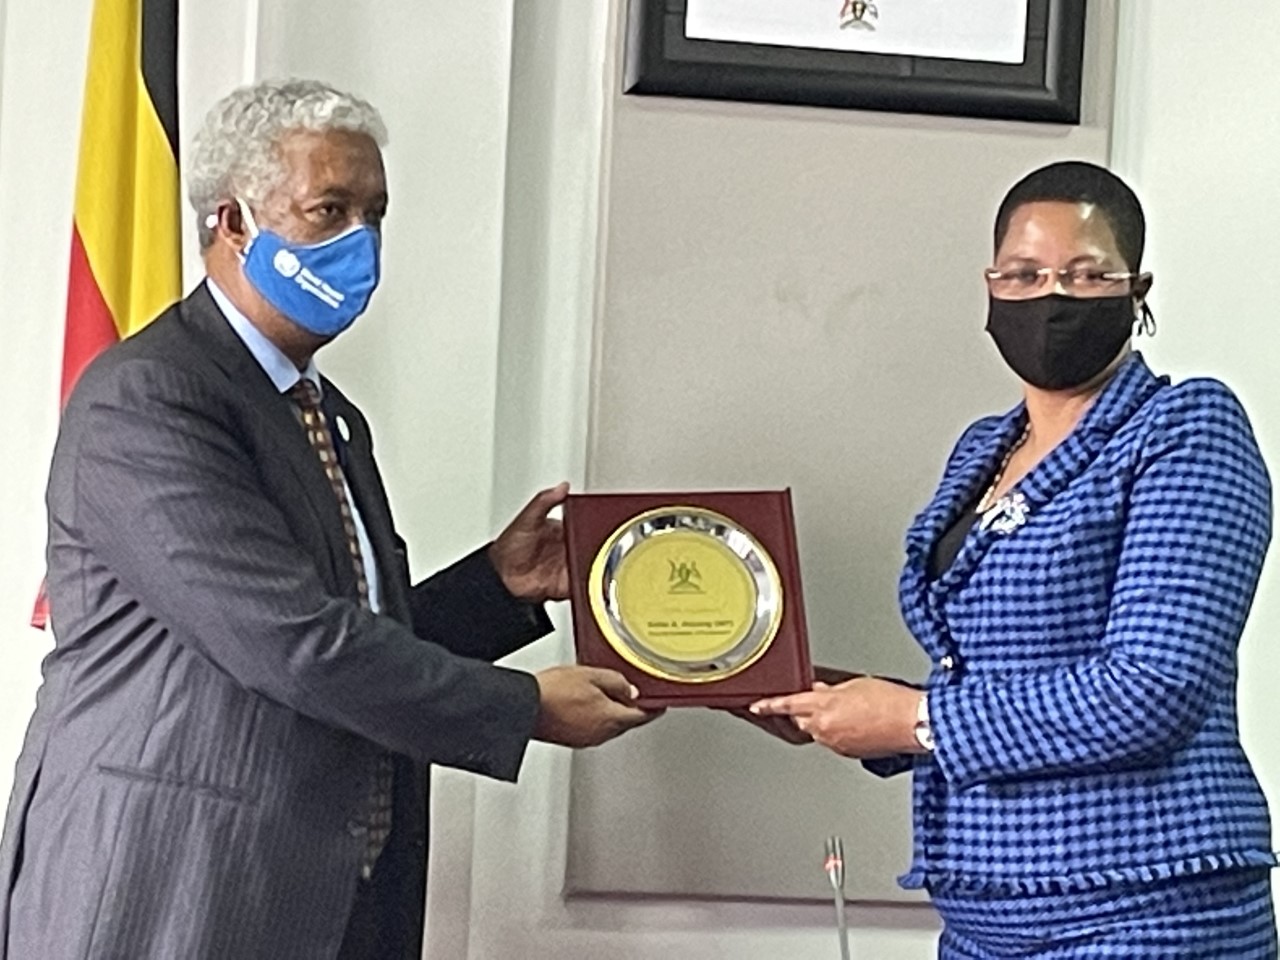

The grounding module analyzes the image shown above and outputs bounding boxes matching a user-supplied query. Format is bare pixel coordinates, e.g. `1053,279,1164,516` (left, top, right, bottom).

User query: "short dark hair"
994,160,1146,270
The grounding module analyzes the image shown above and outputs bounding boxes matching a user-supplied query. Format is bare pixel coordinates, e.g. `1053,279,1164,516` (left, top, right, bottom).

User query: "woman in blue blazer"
754,161,1277,957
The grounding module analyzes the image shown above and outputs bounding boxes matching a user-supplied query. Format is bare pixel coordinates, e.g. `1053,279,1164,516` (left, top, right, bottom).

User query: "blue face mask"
236,200,381,337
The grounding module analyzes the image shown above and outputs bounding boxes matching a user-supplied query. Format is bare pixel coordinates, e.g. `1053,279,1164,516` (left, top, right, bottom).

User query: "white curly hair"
188,78,389,250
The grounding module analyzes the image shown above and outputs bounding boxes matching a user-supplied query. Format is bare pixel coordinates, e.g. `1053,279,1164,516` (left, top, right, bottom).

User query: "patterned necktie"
288,378,393,879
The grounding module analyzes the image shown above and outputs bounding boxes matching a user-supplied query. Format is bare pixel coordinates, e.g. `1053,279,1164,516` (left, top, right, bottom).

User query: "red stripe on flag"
62,224,122,405
30,580,49,631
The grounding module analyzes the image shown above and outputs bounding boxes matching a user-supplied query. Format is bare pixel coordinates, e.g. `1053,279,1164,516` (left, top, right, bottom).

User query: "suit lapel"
907,407,1026,560
175,284,356,596
900,407,1025,658
927,353,1167,596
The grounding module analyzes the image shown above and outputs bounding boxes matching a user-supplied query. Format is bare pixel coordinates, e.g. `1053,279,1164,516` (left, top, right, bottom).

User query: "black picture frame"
623,0,1087,124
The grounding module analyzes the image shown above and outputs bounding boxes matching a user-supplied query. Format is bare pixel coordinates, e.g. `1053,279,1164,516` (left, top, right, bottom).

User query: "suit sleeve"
407,547,553,662
930,381,1272,789
67,359,540,781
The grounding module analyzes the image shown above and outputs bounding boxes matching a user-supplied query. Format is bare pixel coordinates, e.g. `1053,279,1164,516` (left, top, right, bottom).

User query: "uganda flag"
31,0,181,629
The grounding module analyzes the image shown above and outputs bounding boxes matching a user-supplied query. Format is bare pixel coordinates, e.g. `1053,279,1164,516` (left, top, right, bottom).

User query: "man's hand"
533,665,662,748
490,483,571,602
749,676,923,759
728,666,865,745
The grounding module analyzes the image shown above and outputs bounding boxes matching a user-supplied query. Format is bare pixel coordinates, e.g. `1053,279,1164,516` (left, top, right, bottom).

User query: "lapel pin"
979,492,1030,535
335,415,351,444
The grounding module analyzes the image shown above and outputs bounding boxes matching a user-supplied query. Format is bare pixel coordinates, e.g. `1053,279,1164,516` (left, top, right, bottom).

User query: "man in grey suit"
0,79,653,960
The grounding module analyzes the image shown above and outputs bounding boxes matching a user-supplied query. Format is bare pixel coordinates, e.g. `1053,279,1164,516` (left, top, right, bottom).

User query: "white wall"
0,0,94,811
1111,0,1280,843
1,3,1275,960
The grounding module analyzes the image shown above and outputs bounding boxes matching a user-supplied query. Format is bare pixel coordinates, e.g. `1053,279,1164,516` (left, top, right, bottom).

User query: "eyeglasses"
983,265,1141,301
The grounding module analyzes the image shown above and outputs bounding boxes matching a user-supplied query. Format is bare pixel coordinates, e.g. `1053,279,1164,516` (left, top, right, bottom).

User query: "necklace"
976,423,1031,514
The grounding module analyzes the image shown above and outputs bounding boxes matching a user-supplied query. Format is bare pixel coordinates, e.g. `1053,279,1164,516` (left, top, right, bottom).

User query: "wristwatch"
913,693,935,752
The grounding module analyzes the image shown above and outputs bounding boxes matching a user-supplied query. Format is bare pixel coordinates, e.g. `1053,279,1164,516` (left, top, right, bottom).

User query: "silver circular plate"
587,506,783,683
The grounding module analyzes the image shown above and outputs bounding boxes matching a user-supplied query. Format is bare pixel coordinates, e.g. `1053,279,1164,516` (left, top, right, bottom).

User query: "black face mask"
985,294,1136,391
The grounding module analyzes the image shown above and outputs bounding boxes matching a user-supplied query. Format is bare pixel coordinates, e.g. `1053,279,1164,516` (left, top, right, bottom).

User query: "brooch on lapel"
976,423,1032,536
978,492,1030,535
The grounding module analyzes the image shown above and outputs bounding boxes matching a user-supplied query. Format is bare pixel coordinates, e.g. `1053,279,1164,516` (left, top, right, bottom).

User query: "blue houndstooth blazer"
879,352,1276,895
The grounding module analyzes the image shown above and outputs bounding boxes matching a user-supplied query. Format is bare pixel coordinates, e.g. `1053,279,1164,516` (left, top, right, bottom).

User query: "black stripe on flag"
140,0,179,159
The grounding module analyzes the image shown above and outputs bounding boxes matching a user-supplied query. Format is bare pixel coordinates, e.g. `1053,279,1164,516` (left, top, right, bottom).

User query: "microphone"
824,836,852,960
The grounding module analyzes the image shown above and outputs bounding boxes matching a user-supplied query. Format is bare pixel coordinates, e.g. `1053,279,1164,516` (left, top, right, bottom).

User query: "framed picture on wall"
622,0,1087,124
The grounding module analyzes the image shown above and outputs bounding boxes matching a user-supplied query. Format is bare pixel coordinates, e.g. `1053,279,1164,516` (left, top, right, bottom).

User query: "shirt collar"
206,279,322,396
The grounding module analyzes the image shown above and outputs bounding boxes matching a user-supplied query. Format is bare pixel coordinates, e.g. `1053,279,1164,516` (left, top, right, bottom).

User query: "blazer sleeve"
407,547,553,662
66,359,540,781
929,380,1272,789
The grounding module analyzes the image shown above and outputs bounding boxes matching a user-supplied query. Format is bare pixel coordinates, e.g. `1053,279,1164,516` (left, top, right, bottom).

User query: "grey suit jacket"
0,285,548,959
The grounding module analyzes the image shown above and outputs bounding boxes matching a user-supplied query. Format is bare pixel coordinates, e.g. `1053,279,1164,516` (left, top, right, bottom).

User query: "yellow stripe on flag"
73,0,181,338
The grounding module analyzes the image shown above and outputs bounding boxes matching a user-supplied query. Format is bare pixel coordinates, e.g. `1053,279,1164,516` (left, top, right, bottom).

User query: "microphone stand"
824,836,852,960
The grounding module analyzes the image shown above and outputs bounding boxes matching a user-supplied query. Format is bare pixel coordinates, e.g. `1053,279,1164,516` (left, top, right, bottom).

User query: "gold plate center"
614,530,756,663
587,506,783,683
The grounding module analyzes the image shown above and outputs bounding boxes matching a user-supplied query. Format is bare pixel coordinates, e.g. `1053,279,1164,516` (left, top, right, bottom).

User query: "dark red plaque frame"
564,491,813,709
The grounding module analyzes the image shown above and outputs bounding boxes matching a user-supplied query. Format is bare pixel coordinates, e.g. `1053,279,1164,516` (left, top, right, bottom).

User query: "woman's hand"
726,666,866,746
749,676,925,759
